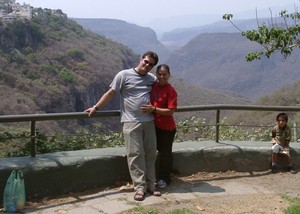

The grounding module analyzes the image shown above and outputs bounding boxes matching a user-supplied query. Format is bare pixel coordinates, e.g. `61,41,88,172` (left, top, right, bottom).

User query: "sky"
18,0,299,26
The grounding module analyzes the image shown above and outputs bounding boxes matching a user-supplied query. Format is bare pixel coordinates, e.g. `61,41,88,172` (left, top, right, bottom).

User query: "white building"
0,2,31,20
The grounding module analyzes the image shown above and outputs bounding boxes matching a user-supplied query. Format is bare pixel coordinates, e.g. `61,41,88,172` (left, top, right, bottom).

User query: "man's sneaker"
271,165,277,173
288,166,296,174
156,180,167,188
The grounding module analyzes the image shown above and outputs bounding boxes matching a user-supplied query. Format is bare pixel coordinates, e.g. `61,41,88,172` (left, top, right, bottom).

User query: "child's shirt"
271,124,291,147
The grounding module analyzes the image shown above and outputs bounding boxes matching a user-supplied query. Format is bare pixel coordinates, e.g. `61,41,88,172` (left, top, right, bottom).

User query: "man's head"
141,51,159,66
276,112,288,128
135,51,159,75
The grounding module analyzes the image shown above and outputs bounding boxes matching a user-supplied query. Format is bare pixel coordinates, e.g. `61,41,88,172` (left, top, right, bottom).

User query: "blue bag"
3,170,26,213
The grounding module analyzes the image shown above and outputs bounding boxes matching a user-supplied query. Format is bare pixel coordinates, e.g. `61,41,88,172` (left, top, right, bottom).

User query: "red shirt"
150,82,177,130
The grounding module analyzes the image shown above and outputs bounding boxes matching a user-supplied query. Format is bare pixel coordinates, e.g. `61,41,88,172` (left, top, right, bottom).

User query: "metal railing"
1,104,300,157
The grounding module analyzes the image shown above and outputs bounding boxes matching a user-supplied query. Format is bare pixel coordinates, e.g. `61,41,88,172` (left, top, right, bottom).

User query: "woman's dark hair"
276,112,288,122
156,64,170,74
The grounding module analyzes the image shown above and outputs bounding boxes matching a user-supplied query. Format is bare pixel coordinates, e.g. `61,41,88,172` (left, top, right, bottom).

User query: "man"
85,51,161,201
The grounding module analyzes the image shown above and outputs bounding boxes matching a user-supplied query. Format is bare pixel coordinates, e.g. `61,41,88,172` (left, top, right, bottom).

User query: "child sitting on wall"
271,112,296,174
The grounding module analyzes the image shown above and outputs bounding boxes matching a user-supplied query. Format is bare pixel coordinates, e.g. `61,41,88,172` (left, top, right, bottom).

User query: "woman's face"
156,67,170,86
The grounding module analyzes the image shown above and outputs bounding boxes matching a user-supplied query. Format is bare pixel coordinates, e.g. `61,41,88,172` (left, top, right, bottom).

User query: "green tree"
66,48,85,61
223,9,300,62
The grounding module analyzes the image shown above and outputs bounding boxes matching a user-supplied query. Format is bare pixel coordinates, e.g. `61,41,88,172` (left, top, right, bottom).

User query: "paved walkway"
24,170,300,214
1,141,299,203
1,141,299,213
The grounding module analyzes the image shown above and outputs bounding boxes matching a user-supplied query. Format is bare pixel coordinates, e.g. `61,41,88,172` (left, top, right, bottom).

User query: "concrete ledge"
0,141,299,202
172,141,299,174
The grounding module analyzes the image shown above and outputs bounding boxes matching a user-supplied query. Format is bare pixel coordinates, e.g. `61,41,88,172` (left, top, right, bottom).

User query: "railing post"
30,121,36,157
216,109,220,143
293,122,297,143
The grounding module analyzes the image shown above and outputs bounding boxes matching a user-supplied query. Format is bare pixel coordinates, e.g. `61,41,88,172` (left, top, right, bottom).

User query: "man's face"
137,56,155,75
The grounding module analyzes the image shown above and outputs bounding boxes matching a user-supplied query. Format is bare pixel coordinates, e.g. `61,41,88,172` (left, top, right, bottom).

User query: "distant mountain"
226,80,300,126
145,3,296,36
166,33,300,99
160,17,294,50
73,18,171,63
69,17,299,100
0,10,249,133
145,14,221,36
0,9,139,133
169,77,251,123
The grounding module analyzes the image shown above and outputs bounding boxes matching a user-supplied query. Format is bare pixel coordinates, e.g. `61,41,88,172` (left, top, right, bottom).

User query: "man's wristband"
93,105,99,110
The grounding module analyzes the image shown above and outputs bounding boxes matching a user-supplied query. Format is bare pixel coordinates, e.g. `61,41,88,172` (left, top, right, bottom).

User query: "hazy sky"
18,0,298,25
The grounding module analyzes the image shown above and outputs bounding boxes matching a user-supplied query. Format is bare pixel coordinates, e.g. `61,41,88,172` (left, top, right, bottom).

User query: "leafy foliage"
0,130,124,157
0,131,30,157
0,19,44,50
66,48,85,61
2,113,300,157
223,9,300,61
58,68,74,83
176,116,274,142
0,6,138,133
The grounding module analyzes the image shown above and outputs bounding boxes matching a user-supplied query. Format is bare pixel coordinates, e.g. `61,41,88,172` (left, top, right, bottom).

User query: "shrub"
42,63,57,74
22,69,39,80
58,69,74,83
0,130,124,158
66,48,85,61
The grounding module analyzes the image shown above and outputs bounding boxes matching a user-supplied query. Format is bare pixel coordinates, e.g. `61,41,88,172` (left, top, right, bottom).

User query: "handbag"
3,170,26,213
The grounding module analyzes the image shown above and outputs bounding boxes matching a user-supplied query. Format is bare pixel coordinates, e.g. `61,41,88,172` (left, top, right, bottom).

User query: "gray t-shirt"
110,68,156,122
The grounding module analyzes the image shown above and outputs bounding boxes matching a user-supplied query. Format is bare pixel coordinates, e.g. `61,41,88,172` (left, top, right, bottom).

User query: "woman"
142,64,177,188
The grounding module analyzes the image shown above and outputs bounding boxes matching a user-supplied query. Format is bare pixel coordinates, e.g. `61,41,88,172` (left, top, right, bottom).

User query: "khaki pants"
123,121,157,192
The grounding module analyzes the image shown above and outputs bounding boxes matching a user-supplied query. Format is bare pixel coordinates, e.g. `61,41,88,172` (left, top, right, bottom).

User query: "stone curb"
0,141,299,203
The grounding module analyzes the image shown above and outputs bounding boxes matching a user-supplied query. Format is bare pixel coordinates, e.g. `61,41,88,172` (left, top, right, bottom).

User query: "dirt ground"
149,170,300,214
24,170,300,214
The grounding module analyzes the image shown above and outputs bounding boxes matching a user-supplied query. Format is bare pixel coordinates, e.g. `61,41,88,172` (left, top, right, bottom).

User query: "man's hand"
141,102,155,114
84,107,96,117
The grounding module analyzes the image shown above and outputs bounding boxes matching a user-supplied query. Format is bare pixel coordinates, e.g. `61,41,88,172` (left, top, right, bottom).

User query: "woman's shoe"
156,180,167,188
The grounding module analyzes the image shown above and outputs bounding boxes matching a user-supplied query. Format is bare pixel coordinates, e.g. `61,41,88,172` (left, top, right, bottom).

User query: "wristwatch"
93,105,99,110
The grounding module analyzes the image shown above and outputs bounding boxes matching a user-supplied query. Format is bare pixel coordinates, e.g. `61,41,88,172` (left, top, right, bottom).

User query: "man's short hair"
141,51,159,66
